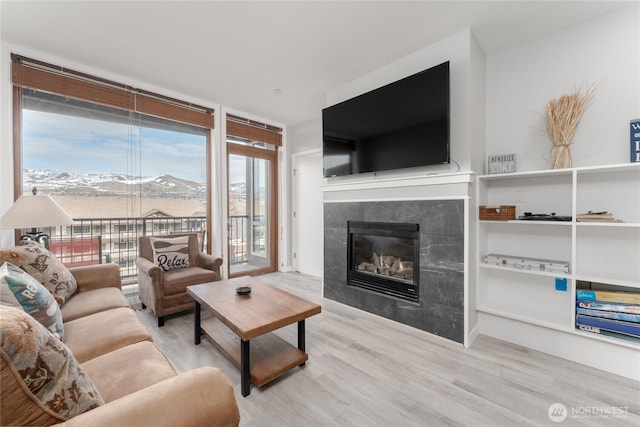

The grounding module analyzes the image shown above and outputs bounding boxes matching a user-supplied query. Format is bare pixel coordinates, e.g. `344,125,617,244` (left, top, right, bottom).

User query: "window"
72,225,91,234
12,55,214,281
115,224,137,233
21,92,207,201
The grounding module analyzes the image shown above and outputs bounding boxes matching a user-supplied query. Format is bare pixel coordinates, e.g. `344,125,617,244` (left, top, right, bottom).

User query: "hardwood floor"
133,272,639,426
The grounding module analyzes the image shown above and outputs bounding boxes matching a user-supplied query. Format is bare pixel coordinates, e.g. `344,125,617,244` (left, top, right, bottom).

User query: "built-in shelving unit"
476,163,640,380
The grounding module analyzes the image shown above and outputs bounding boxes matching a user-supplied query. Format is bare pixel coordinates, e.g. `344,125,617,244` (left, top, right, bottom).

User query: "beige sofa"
1,262,240,427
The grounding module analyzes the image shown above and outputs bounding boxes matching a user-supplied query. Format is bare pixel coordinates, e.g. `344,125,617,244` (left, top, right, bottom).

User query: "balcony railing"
27,215,250,283
32,216,206,283
229,215,248,265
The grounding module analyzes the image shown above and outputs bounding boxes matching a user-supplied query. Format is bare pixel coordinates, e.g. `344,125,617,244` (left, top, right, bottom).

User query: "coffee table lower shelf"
200,317,308,388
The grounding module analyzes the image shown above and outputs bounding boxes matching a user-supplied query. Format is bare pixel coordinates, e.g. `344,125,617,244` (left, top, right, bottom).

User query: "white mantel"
322,171,474,204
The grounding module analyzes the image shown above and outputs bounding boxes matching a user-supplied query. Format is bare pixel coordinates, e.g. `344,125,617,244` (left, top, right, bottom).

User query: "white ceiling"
0,1,632,127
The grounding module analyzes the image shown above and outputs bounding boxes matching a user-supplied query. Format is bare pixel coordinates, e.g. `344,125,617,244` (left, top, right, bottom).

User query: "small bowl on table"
236,286,252,296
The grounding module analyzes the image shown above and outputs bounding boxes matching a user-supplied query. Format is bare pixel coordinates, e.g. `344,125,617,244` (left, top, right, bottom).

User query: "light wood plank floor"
133,272,639,426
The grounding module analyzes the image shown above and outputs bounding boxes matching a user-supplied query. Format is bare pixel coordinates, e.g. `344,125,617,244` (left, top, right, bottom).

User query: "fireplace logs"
356,252,414,281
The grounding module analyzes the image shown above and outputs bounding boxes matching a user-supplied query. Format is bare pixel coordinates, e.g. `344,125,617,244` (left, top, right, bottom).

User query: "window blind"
11,54,214,129
226,115,282,146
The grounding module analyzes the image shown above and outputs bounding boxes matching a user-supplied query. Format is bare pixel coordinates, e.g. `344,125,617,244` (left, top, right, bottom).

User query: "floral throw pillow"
0,306,104,422
0,241,77,305
150,236,190,272
0,262,64,340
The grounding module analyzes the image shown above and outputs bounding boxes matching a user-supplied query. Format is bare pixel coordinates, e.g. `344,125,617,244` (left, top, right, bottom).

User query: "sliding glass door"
227,143,277,277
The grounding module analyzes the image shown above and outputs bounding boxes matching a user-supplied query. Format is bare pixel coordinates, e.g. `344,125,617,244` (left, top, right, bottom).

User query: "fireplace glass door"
348,221,419,302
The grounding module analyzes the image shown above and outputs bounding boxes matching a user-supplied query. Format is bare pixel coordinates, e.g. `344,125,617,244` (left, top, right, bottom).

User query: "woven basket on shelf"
479,205,516,221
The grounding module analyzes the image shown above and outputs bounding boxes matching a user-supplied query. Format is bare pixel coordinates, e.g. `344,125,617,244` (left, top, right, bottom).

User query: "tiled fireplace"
324,199,464,343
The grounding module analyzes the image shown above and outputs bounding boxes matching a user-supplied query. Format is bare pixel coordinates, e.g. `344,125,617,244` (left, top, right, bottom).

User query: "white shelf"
575,162,640,175
576,222,640,228
480,220,572,226
478,162,640,180
575,275,640,289
476,163,640,376
479,307,640,350
482,220,640,227
477,303,570,331
477,168,573,180
572,328,640,350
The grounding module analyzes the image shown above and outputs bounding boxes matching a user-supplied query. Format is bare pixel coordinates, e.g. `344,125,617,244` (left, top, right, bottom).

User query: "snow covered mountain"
23,168,207,200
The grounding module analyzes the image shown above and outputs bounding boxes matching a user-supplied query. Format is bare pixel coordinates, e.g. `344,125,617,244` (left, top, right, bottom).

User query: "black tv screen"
322,61,449,178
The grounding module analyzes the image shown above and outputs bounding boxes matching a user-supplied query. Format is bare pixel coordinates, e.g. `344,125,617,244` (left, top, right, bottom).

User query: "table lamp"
0,188,74,249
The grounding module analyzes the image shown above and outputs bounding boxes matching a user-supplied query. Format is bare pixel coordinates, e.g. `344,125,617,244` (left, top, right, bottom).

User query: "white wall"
486,3,640,172
469,32,486,174
291,149,323,278
326,29,485,176
289,117,322,154
286,117,323,271
0,43,14,247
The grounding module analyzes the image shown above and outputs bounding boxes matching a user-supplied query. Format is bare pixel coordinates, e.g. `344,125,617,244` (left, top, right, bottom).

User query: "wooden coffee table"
187,276,321,396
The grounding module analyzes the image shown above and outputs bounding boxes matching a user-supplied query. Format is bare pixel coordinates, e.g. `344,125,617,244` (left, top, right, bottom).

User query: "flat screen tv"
322,61,449,178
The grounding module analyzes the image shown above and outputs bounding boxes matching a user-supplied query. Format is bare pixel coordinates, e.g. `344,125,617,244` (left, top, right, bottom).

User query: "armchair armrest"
58,367,240,427
136,257,163,281
197,253,223,274
69,263,122,292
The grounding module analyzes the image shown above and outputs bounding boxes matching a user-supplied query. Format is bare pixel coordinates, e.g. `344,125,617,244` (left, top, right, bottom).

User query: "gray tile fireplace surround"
324,199,464,343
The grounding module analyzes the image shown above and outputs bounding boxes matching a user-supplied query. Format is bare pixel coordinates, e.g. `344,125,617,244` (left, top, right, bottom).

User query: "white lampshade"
0,195,74,229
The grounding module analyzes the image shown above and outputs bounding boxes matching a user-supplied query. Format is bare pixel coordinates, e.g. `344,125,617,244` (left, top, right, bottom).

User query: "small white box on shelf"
483,253,570,274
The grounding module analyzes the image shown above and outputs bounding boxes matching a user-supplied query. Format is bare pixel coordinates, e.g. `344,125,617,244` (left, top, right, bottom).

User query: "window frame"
11,55,215,252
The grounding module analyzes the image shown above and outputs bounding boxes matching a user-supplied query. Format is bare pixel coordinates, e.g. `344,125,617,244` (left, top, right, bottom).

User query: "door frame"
227,142,278,277
291,148,323,275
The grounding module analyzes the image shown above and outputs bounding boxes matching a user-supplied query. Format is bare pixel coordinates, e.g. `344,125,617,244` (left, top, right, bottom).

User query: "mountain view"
23,168,248,216
24,168,214,200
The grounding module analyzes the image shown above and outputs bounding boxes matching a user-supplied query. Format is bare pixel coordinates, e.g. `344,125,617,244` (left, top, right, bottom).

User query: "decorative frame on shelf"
488,153,516,174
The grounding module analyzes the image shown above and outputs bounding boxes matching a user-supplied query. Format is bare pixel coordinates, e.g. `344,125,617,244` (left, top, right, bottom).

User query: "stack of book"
576,211,619,222
576,289,640,341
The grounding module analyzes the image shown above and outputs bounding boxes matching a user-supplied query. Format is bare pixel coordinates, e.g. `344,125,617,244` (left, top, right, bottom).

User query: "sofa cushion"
63,307,152,363
0,242,77,305
163,266,219,296
81,341,177,403
149,235,190,272
61,287,129,322
1,262,64,340
0,306,103,426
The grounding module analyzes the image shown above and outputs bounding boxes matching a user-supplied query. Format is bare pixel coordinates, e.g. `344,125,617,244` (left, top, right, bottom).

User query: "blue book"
576,308,640,323
576,300,640,315
632,119,640,163
576,290,640,304
576,315,640,338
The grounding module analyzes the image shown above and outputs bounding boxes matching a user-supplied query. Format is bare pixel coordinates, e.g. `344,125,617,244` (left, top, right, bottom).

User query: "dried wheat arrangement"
545,84,597,169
